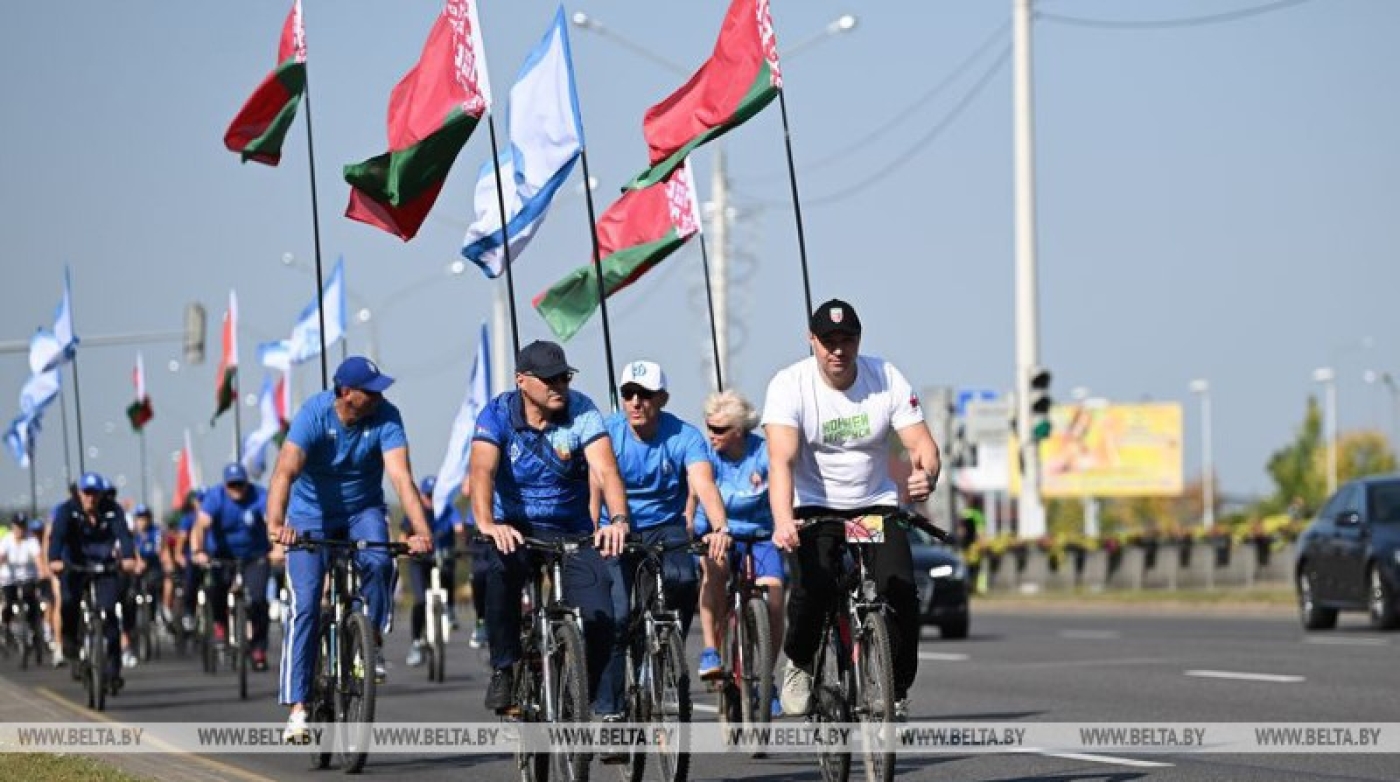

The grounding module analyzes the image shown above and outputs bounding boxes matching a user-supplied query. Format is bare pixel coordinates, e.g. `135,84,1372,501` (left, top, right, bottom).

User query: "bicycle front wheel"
135,597,152,662
814,625,851,782
547,620,591,782
308,618,335,770
741,597,774,733
648,625,691,782
427,596,446,683
338,612,377,774
88,622,106,712
856,613,895,782
234,596,249,701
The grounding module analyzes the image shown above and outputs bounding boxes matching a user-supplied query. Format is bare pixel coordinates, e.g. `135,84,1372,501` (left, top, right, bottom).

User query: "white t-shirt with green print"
761,355,925,510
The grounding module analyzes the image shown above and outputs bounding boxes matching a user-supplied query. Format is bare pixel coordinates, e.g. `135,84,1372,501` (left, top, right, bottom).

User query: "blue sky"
2,0,1398,513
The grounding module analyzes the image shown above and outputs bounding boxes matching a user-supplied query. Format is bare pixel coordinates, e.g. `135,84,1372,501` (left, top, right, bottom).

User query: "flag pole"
139,428,149,507
776,90,814,323
694,232,724,392
57,384,73,487
27,438,38,519
69,361,88,475
232,368,243,462
578,148,620,412
485,115,522,359
302,71,330,390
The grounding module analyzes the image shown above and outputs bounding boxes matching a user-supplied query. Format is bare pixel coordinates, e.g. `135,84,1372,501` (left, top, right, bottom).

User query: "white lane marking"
1059,630,1121,640
917,651,970,662
1185,669,1305,683
1043,751,1173,768
692,703,718,713
1304,636,1389,647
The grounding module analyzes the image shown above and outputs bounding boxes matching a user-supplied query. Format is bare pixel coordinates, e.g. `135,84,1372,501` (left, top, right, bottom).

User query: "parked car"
909,526,971,639
1294,474,1400,630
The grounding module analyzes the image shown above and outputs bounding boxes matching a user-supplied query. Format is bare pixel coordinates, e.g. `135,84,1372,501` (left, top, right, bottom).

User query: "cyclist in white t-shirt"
762,298,941,721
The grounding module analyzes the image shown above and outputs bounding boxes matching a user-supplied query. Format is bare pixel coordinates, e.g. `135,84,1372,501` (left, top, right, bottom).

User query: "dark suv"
1295,474,1400,630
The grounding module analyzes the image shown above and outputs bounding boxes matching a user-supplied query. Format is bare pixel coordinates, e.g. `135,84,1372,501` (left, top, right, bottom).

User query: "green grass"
0,754,147,782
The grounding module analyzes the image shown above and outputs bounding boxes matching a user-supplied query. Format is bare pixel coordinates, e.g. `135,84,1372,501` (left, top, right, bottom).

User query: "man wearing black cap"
467,340,632,720
266,356,434,742
47,471,138,694
762,299,941,722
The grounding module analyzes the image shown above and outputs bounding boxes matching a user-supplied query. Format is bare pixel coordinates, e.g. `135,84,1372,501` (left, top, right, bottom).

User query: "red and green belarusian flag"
172,429,200,511
534,162,701,341
625,0,783,190
126,352,153,431
223,0,307,166
343,0,492,241
212,291,238,424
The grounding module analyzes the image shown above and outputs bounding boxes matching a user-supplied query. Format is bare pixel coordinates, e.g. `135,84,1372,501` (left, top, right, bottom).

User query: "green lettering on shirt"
822,413,871,444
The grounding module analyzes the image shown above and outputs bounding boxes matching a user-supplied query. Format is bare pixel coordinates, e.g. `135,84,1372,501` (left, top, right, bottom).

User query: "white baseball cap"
618,360,667,392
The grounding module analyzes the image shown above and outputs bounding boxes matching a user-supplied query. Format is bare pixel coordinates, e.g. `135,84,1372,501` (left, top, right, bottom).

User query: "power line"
1038,0,1312,30
750,43,1011,210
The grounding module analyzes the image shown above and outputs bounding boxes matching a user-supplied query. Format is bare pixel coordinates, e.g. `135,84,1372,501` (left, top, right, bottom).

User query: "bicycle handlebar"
620,536,708,557
63,561,118,575
470,531,595,555
794,509,952,544
289,536,415,557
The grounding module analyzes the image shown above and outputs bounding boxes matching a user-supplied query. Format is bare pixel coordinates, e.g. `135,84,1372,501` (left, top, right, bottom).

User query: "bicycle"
292,536,412,774
196,558,252,700
798,509,948,782
3,579,47,670
614,535,705,782
475,531,594,782
131,567,161,663
420,548,466,683
712,532,776,755
67,561,119,712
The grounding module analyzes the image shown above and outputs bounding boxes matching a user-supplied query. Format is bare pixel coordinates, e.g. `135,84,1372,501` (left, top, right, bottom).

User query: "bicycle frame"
802,518,888,721
517,535,589,724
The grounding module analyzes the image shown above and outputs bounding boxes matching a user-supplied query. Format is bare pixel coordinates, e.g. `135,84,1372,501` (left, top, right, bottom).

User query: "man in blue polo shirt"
267,356,433,743
596,360,730,708
468,340,630,718
190,463,272,672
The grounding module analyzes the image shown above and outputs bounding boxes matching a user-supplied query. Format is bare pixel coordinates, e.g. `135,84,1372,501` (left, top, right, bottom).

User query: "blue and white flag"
41,268,79,373
21,331,61,418
4,412,39,469
241,373,285,478
462,7,584,278
431,322,491,518
287,257,347,365
258,340,292,373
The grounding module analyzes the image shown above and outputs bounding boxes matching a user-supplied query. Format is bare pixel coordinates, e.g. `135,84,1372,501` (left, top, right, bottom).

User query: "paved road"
3,605,1398,781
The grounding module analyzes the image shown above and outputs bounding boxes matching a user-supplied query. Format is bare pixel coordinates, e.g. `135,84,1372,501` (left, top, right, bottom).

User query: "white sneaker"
780,661,813,716
283,709,310,744
122,650,138,669
406,642,425,668
374,651,387,683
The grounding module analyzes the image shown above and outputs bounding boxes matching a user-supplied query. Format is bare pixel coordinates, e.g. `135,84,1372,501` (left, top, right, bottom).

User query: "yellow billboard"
1011,402,1183,498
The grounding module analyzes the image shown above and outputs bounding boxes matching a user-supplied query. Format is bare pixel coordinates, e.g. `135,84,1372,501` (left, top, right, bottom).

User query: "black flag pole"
57,382,73,487
302,72,330,391
485,116,522,360
578,148,621,412
776,89,814,323
27,438,37,519
232,367,243,462
695,231,724,392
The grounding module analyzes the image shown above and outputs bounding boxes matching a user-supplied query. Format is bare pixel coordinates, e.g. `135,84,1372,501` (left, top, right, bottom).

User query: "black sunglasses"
533,372,574,385
621,387,657,402
707,423,734,435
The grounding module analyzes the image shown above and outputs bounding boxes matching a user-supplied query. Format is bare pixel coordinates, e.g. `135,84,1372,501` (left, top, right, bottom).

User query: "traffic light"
1028,367,1052,441
183,302,206,365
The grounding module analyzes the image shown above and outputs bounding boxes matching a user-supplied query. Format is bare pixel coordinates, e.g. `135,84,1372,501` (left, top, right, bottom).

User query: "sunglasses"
621,387,657,402
533,372,574,386
226,481,249,491
707,423,734,435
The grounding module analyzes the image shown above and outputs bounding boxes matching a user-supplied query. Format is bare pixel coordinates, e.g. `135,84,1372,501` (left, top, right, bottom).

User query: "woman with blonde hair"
690,389,785,718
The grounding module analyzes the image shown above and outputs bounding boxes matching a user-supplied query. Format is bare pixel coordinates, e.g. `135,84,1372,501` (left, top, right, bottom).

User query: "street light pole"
1313,367,1337,496
1012,0,1045,539
1189,379,1214,530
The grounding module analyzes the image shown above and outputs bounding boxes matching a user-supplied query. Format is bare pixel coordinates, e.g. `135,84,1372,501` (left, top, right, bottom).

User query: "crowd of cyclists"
0,298,944,776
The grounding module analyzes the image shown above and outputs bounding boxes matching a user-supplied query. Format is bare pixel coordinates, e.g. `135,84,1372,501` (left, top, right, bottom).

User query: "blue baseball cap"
223,462,249,485
333,356,394,393
133,504,152,518
28,517,44,534
419,476,437,496
79,471,107,493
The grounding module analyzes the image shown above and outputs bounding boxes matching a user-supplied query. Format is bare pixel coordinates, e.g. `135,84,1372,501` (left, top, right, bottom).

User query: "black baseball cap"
809,299,863,337
516,340,577,378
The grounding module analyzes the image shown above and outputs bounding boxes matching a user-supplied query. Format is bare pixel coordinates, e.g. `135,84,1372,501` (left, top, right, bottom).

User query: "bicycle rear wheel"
427,596,446,683
337,612,377,773
856,613,895,782
814,626,851,782
135,596,153,662
741,597,774,734
200,599,217,674
235,597,249,701
648,625,691,782
88,622,107,712
548,620,591,782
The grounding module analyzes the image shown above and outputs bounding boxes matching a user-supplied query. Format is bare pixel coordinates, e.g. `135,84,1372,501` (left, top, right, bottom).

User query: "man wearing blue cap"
266,356,433,743
120,504,163,668
47,471,137,694
401,474,466,667
191,463,272,671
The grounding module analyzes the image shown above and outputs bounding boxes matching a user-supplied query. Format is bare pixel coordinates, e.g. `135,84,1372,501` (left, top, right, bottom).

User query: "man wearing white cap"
595,360,730,714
